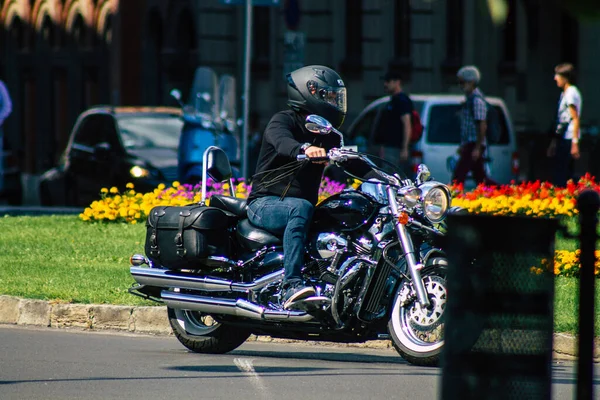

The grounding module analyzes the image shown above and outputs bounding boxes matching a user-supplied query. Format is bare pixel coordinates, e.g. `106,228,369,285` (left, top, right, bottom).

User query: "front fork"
387,187,431,308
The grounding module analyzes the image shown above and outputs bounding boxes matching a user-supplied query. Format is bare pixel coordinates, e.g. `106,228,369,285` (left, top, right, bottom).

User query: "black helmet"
286,65,347,129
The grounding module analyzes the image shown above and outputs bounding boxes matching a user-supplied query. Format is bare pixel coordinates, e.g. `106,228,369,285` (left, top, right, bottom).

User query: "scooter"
170,66,240,184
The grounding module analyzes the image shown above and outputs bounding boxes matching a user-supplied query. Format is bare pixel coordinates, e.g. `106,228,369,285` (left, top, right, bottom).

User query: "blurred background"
1,0,599,205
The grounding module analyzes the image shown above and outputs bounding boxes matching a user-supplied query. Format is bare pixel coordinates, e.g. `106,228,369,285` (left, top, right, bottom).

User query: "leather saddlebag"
145,204,230,269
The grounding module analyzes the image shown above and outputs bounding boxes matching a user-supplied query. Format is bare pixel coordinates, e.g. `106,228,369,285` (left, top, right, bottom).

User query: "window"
71,14,88,49
393,0,411,61
340,0,363,77
176,11,197,52
116,115,183,150
426,104,509,145
561,12,578,65
350,105,381,141
499,0,517,73
444,0,463,69
73,115,118,148
252,7,271,78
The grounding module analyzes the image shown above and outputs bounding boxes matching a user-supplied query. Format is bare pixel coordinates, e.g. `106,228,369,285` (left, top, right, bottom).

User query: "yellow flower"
126,183,135,189
100,188,108,194
109,187,119,194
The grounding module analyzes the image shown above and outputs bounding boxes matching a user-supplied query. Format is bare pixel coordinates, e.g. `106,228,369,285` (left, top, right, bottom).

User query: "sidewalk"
0,295,597,361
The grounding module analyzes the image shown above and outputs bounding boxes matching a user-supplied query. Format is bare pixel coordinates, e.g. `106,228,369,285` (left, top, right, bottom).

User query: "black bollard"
575,190,599,400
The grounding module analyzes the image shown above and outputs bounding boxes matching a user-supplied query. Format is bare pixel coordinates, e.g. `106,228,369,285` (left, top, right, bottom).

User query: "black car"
39,106,183,207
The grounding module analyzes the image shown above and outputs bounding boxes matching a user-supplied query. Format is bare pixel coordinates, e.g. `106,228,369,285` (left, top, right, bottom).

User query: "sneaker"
282,282,316,310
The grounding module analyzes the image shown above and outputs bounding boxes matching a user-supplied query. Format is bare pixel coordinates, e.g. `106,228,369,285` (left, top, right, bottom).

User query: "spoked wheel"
168,307,251,354
388,272,447,367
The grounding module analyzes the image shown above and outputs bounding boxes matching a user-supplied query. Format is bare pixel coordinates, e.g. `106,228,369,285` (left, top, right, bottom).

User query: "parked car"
39,106,183,207
344,94,519,186
0,146,23,205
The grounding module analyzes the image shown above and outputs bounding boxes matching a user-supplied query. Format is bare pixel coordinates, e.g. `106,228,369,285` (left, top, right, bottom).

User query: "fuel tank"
313,191,378,232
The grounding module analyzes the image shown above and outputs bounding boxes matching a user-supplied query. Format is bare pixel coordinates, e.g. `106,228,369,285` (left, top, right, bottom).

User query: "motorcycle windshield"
218,74,237,133
187,66,219,118
345,151,410,182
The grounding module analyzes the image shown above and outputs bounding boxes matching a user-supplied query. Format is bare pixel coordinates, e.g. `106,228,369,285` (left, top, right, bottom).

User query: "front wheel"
168,307,251,354
388,270,447,367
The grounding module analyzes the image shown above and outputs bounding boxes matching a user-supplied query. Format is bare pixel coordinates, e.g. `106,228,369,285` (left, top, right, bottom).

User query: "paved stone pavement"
1,295,598,361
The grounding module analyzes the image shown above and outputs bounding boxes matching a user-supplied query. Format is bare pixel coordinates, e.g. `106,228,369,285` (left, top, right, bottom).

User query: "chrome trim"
387,185,430,308
316,233,348,259
331,256,371,327
130,254,148,266
161,291,314,322
130,267,284,293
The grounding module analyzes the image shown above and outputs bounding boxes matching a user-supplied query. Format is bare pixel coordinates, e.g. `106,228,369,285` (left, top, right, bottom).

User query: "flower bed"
449,173,600,218
79,175,600,277
79,177,352,224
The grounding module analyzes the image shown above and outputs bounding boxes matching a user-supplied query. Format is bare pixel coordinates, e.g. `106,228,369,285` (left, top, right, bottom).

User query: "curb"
1,295,598,360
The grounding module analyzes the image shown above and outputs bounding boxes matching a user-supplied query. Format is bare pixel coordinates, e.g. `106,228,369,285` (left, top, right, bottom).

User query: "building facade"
1,0,598,188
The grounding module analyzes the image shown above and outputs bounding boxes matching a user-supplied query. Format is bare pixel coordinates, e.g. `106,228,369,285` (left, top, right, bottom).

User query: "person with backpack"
369,70,419,177
453,65,497,186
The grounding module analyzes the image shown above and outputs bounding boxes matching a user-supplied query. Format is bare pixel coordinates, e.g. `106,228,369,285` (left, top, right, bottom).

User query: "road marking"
234,357,268,395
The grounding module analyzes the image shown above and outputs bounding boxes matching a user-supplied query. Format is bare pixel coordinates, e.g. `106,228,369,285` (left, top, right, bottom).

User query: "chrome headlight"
419,182,450,223
397,186,422,209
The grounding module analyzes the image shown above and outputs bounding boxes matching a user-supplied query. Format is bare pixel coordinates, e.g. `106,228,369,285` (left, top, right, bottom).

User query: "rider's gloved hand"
305,146,328,164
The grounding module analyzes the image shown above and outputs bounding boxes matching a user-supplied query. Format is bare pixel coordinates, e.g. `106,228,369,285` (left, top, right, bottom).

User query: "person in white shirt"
547,63,582,187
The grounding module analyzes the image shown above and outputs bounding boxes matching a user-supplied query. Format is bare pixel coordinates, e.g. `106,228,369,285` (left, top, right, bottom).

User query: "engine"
312,232,348,259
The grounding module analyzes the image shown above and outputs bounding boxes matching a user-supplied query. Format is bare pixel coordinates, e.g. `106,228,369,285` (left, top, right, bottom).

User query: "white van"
345,94,519,186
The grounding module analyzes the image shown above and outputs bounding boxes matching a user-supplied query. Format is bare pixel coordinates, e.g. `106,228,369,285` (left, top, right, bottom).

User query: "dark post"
441,214,558,399
576,190,599,400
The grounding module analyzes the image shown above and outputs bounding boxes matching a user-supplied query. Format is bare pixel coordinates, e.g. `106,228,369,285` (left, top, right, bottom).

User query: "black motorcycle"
129,114,452,366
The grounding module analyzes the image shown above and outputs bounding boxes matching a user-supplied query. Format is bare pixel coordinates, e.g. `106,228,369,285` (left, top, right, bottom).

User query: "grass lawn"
0,215,598,335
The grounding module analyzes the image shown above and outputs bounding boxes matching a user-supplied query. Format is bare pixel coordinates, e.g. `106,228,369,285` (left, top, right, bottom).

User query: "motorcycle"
170,66,240,184
128,114,453,366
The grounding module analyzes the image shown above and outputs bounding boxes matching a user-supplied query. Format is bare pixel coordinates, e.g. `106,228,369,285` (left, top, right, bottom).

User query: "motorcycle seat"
210,194,247,218
236,219,282,251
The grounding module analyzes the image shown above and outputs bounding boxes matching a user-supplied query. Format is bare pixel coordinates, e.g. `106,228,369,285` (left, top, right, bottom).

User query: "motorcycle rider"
246,65,347,309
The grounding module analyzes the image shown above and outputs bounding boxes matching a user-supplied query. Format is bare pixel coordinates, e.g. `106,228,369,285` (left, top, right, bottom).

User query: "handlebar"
296,155,330,162
296,148,360,163
297,148,402,186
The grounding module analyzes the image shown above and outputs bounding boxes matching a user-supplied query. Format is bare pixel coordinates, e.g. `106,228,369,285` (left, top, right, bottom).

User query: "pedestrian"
246,65,346,309
0,79,13,193
453,65,497,186
369,70,413,176
546,62,582,187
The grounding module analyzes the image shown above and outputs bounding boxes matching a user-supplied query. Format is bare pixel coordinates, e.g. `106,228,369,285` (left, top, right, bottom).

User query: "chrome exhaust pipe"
130,267,284,293
161,291,314,322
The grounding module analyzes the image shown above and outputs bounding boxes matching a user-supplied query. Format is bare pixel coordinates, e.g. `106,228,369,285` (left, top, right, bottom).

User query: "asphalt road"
0,326,596,400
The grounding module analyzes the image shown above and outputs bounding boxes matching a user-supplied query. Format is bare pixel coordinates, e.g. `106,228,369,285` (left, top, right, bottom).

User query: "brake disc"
407,275,447,332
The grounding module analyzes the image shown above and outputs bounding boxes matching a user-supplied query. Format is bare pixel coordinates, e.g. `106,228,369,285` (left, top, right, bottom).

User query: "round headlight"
422,185,450,223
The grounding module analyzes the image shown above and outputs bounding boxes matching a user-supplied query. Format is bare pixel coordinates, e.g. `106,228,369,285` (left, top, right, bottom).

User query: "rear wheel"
388,268,447,367
167,307,251,354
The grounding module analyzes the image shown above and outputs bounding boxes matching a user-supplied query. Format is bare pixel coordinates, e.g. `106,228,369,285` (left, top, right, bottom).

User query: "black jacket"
247,110,341,205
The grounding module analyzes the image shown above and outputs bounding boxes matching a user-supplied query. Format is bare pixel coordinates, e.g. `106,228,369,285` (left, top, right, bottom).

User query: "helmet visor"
306,80,347,113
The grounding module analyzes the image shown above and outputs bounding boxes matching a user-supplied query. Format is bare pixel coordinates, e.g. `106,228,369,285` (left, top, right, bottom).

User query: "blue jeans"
247,196,314,282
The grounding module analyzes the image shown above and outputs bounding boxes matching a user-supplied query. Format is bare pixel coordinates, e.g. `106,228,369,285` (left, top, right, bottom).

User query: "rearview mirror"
416,164,431,185
170,89,182,102
305,115,332,135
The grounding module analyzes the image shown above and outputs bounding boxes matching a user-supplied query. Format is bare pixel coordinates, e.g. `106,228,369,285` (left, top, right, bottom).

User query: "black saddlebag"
144,204,231,269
